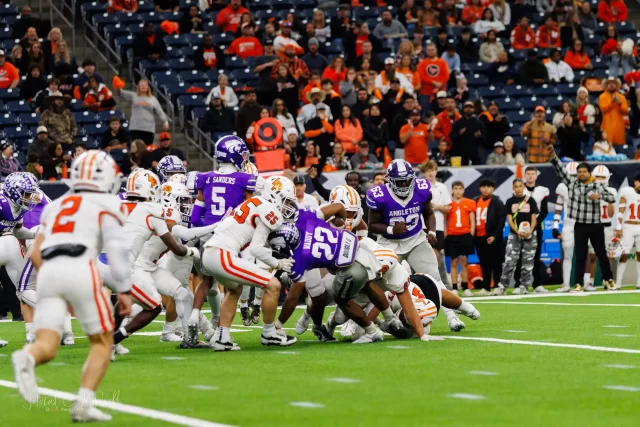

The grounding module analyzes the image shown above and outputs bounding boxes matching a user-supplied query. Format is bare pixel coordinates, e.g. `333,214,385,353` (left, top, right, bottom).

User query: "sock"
113,326,128,344
63,314,73,335
444,307,458,320
584,273,591,287
240,301,248,309
381,307,395,322
25,322,34,334
253,297,262,307
163,320,177,332
218,326,231,342
77,387,96,406
461,282,468,290
589,277,595,286
275,320,283,329
617,262,627,286
189,308,201,325
130,304,143,317
457,301,476,317
207,292,221,318
175,287,194,332
364,323,377,334
262,322,276,335
562,255,572,287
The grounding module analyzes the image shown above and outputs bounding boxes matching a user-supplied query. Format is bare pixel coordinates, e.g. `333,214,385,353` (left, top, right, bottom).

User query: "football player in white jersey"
586,165,617,291
615,174,640,289
553,161,579,293
98,169,199,355
202,176,298,350
12,151,132,422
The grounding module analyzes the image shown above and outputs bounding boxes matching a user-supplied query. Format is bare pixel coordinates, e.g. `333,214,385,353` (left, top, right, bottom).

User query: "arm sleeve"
191,199,206,227
120,90,135,101
101,214,132,293
171,222,218,241
248,221,279,268
13,225,36,240
550,156,571,186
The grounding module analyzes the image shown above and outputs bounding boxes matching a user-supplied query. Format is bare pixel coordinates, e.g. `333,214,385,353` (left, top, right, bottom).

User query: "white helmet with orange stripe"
329,184,363,230
69,150,120,194
593,164,611,183
565,161,579,176
126,169,161,203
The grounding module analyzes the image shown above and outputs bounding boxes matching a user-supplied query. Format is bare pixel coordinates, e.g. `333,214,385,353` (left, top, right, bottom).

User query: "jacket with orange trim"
432,109,461,148
536,24,561,49
510,25,535,50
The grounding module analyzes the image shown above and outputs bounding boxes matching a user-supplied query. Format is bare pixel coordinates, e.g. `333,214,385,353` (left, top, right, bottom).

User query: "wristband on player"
428,230,437,238
553,213,561,222
387,225,394,235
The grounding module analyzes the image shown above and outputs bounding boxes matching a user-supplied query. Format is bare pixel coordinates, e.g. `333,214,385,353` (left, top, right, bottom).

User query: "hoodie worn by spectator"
417,56,450,98
432,109,461,149
194,39,225,71
518,55,549,84
107,0,138,12
334,118,363,154
536,23,561,49
511,24,536,50
597,0,628,23
215,1,249,33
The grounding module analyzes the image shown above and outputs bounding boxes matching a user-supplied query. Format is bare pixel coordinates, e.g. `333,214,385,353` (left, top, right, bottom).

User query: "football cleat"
203,327,217,342
71,401,112,422
295,311,311,335
113,343,129,355
457,304,481,321
261,333,297,346
556,285,570,293
571,284,584,293
340,319,358,338
583,284,597,292
160,332,183,342
25,333,34,344
186,323,199,347
250,304,261,325
210,315,220,330
11,350,38,404
447,314,466,332
240,307,251,327
61,334,75,346
352,327,384,344
324,311,336,337
110,346,116,362
476,289,491,296
198,314,212,335
534,286,549,294
462,289,473,297
174,326,184,338
312,324,337,342
212,339,241,351
604,279,616,291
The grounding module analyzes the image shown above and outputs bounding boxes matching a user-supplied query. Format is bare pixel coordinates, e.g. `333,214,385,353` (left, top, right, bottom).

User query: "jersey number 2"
52,196,81,233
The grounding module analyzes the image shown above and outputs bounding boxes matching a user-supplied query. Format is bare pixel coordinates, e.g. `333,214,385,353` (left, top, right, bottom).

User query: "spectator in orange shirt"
399,109,429,166
461,0,484,25
446,181,477,294
432,96,461,149
334,105,363,154
215,0,249,33
536,15,561,49
510,16,535,50
226,23,263,59
0,50,20,89
416,43,450,112
564,39,593,70
322,56,347,86
598,0,628,23
82,76,116,112
107,0,138,13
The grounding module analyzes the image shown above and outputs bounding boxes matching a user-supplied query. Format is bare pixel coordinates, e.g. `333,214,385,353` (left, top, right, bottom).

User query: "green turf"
2,290,640,426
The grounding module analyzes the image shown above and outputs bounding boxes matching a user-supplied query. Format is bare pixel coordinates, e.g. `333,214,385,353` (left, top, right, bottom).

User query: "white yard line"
0,380,235,427
472,301,640,307
442,336,640,354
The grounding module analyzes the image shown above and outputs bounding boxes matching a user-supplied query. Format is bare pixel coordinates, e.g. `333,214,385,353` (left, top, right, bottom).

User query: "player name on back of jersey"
388,206,422,218
205,175,237,185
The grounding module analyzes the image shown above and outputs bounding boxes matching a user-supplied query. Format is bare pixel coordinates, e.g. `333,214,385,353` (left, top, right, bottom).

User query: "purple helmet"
157,155,186,182
3,172,40,211
268,222,301,256
386,159,415,198
214,135,249,170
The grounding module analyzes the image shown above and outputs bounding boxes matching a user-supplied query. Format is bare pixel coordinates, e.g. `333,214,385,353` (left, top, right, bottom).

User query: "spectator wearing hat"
510,16,536,50
75,59,104,99
545,49,575,83
302,38,329,74
133,22,167,67
450,100,485,165
350,140,381,170
202,93,236,141
39,91,76,147
599,77,629,146
335,105,363,154
252,38,278,105
456,28,478,63
417,43,450,112
430,91,448,115
432,96,461,150
226,23,263,59
400,109,430,166
351,39,384,73
536,15,562,49
375,57,413,96
82,76,116,112
303,105,334,162
479,30,506,64
215,0,249,33
28,126,54,160
297,87,331,133
518,50,549,85
292,175,319,209
274,22,304,57
21,64,47,102
374,10,408,50
486,141,508,165
0,50,20,89
521,106,557,163
194,34,225,71
283,128,300,170
0,142,22,179
144,132,186,170
119,79,169,146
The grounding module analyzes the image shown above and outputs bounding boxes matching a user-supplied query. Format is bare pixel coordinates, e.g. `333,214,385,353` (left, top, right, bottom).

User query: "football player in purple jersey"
367,159,469,332
156,155,187,184
186,136,256,344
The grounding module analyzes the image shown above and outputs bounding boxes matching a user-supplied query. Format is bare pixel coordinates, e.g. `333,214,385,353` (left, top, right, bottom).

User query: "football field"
2,289,640,427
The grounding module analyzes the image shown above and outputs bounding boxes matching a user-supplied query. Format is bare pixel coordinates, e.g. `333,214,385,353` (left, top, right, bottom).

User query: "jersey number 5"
234,197,262,225
52,195,82,233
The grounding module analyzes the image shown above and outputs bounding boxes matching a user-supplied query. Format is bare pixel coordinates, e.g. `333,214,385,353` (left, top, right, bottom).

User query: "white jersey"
386,282,438,327
297,193,319,210
429,181,451,232
136,206,181,272
205,196,283,254
555,183,575,227
39,192,126,260
527,185,549,219
600,186,617,227
122,202,169,265
619,187,640,223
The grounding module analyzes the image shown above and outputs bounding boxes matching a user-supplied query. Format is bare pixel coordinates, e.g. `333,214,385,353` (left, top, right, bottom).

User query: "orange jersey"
447,197,476,236
475,196,491,237
227,36,263,59
417,57,450,97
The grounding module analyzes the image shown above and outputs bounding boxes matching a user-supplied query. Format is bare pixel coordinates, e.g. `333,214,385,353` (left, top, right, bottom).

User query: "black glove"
552,228,561,239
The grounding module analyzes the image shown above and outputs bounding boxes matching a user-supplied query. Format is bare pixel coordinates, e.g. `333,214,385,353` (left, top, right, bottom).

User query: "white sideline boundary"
471,302,640,307
0,380,234,427
463,289,640,301
442,336,640,354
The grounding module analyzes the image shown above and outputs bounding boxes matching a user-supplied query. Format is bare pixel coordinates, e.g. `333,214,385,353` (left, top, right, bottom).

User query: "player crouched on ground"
12,150,133,422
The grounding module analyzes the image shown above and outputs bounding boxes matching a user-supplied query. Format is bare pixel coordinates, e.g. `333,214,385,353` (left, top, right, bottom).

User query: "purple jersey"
22,191,51,229
196,171,256,226
0,194,26,232
291,209,358,281
366,178,432,240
